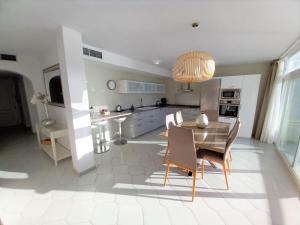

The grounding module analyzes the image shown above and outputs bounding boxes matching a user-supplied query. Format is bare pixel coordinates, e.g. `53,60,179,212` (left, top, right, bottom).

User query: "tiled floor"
0,126,300,225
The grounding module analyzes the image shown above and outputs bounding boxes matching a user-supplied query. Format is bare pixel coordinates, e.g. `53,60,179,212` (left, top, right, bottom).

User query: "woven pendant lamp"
172,51,215,83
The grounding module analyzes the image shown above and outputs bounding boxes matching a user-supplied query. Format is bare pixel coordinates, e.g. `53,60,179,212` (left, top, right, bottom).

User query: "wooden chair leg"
163,143,169,163
192,170,197,201
229,151,232,161
227,159,231,175
201,160,204,179
164,161,170,186
222,162,229,190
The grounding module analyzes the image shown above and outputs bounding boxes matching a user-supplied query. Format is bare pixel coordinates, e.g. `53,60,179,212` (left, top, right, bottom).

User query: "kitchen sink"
136,106,159,111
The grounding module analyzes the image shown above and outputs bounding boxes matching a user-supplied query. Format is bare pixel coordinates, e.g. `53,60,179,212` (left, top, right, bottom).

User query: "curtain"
255,60,285,143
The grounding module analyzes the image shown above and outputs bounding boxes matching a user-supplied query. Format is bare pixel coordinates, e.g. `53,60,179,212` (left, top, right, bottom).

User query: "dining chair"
228,117,240,161
197,119,241,190
163,114,177,163
175,111,183,126
202,110,219,121
165,113,176,129
164,126,198,201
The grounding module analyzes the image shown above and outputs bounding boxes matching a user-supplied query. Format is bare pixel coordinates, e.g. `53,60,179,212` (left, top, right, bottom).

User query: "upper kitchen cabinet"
220,76,243,89
118,80,166,94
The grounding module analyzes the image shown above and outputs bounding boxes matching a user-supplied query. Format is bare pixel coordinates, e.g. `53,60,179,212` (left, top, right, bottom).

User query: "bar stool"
114,117,127,145
94,120,110,154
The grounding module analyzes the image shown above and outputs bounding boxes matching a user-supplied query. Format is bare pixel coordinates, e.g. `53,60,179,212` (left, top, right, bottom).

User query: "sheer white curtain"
260,60,285,143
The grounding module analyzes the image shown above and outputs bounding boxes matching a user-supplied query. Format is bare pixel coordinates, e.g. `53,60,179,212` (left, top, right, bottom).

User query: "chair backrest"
168,126,197,171
175,111,183,125
229,117,240,137
166,113,176,130
224,119,241,160
202,110,218,121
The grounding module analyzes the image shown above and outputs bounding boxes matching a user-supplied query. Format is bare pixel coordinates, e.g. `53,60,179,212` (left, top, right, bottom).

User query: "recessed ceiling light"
153,60,160,65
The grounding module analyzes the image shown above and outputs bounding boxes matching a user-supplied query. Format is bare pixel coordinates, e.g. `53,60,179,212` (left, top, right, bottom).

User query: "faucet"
140,98,143,107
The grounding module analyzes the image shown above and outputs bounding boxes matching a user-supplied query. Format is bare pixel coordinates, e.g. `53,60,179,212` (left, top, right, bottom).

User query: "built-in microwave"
220,89,240,99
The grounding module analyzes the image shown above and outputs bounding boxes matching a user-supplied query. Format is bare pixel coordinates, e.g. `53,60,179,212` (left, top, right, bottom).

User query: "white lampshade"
172,51,215,83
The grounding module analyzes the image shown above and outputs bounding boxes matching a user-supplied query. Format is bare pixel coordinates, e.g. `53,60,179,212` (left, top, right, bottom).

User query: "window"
285,51,300,74
276,50,300,179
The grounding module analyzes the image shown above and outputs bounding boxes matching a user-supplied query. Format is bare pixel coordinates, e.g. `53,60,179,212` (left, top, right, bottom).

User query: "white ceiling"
0,0,299,69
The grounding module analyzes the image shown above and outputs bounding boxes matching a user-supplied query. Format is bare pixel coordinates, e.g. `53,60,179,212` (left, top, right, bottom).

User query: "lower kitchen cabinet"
218,116,236,130
123,107,200,138
123,108,166,138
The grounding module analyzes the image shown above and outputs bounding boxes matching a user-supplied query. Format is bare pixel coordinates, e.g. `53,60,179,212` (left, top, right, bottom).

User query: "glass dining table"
159,120,231,174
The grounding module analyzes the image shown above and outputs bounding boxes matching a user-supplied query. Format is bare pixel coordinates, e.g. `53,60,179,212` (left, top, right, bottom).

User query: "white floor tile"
66,199,95,224
1,127,300,225
91,202,118,225
118,204,143,225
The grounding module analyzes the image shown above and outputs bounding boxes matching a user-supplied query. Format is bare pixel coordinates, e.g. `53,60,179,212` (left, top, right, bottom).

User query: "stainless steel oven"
220,89,240,99
219,104,239,118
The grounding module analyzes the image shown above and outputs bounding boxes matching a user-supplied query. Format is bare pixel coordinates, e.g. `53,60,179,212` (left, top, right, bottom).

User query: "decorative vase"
195,112,209,128
41,103,55,126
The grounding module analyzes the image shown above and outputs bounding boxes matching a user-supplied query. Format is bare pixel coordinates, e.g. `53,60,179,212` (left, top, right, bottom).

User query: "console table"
36,123,71,166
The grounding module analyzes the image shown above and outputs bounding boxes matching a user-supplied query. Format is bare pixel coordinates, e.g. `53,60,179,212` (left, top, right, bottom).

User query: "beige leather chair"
165,113,176,129
164,126,198,201
202,110,218,121
228,117,240,161
175,111,183,126
198,119,241,190
163,114,177,163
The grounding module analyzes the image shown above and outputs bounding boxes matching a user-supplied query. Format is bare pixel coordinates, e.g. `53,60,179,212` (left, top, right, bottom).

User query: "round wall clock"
106,80,116,90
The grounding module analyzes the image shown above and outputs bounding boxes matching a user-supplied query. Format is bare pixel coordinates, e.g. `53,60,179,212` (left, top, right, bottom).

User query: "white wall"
57,26,95,174
85,61,167,111
0,54,45,132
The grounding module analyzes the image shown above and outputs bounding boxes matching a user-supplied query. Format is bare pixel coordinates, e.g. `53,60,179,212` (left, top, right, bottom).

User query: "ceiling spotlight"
192,22,199,28
153,60,160,65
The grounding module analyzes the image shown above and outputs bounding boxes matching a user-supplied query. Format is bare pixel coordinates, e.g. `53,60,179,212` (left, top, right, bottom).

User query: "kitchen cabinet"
118,80,166,94
219,74,261,138
166,107,200,121
123,106,200,138
239,74,261,138
123,107,166,138
220,76,243,89
218,116,236,130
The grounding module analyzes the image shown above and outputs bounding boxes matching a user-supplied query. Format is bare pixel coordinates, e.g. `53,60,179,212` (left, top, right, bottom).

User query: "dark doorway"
0,72,31,130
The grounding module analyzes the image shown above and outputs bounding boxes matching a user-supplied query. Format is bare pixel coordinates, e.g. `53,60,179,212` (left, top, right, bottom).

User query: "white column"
56,26,95,174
